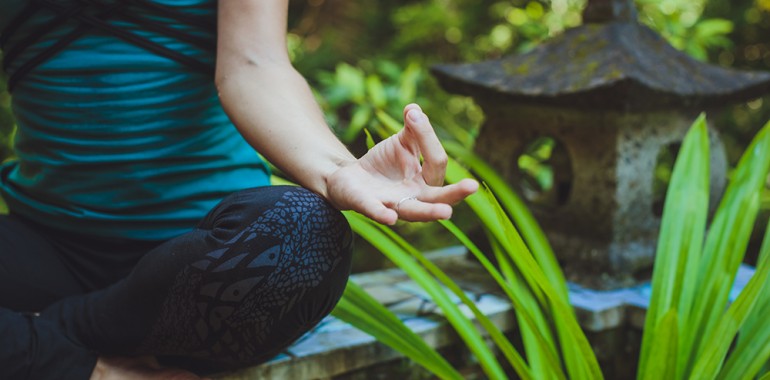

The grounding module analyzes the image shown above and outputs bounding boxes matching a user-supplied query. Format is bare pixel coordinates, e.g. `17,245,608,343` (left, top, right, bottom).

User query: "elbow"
215,55,260,94
214,74,226,95
214,52,297,101
214,68,230,96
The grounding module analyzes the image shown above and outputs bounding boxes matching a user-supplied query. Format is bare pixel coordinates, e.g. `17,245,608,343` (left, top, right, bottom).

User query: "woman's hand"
325,104,479,225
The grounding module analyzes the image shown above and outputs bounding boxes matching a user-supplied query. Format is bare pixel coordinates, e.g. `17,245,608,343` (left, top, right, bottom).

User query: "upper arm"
215,0,291,84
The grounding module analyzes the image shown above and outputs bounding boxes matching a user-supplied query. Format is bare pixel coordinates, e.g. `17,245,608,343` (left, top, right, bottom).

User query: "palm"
326,104,478,225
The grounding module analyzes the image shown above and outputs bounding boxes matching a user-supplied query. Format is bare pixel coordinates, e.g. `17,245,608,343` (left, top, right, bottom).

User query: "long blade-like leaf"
369,219,536,380
638,115,710,378
445,141,569,302
491,240,562,379
482,185,603,379
641,309,679,380
689,217,770,378
346,213,508,380
718,221,770,379
333,282,464,380
682,119,770,375
441,219,566,379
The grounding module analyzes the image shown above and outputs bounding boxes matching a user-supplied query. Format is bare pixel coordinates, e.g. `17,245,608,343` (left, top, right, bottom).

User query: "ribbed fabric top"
0,0,271,240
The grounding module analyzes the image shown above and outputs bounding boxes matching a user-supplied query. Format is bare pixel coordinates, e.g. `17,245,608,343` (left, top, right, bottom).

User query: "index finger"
403,104,448,187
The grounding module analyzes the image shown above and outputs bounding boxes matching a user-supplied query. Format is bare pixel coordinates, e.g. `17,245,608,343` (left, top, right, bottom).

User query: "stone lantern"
432,0,770,288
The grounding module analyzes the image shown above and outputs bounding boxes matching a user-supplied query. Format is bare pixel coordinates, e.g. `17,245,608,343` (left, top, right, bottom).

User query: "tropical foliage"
638,116,770,379
332,113,770,379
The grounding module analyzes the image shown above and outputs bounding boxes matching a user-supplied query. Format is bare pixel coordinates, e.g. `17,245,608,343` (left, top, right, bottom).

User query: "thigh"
0,214,86,312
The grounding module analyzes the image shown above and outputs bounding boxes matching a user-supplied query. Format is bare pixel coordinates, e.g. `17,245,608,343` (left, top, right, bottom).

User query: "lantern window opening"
517,135,573,208
652,141,681,217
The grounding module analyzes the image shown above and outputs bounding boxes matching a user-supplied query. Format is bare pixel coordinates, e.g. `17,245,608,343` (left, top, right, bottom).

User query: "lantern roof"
431,0,770,110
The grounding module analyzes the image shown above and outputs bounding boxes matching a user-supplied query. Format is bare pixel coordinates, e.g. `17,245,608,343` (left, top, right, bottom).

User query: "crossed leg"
1,186,353,379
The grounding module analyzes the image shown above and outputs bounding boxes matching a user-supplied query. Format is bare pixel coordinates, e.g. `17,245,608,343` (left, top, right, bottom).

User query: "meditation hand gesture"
325,104,479,225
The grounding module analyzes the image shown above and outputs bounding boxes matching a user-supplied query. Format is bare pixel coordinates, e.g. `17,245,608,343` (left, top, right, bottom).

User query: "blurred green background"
1,0,769,267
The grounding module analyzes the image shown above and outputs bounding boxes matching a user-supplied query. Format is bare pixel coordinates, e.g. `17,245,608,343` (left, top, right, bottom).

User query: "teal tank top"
0,0,271,240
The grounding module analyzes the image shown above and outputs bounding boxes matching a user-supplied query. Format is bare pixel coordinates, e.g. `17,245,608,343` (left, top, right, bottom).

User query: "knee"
273,186,352,246
241,186,353,269
188,187,353,367
266,186,353,294
194,186,353,297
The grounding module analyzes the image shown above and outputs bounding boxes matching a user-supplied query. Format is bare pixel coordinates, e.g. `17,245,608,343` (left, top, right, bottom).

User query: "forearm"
213,0,476,224
216,61,355,200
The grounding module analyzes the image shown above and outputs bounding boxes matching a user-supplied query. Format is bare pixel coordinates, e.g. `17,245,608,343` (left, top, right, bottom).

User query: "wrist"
320,155,356,206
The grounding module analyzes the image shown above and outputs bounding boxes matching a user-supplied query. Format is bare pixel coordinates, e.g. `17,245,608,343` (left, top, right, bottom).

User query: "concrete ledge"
217,248,756,379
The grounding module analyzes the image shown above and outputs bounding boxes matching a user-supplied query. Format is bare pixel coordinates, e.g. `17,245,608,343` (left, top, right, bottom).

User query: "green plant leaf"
440,219,566,379
443,158,601,379
332,281,464,380
336,63,366,102
345,212,508,380
375,109,403,135
690,217,770,378
694,18,733,39
716,129,770,380
491,239,561,379
363,128,376,150
444,162,545,307
398,62,421,105
681,118,770,376
366,75,387,108
484,185,601,379
638,114,710,379
342,106,373,143
641,309,679,380
443,141,568,302
369,219,536,380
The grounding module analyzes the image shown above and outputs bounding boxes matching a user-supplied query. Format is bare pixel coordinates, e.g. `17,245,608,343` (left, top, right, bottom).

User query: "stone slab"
360,285,415,306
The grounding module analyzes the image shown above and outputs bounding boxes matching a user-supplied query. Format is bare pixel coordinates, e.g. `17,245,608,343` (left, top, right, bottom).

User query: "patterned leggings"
0,186,353,379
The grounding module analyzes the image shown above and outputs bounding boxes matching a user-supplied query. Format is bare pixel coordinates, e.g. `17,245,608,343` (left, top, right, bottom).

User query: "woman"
0,1,478,379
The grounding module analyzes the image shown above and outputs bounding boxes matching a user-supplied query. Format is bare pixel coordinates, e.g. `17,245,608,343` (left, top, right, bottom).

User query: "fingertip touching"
382,210,399,226
420,203,452,222
435,203,453,221
373,206,398,226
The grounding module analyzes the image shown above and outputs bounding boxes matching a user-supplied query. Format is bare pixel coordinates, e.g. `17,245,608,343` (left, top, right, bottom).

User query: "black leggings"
0,186,353,379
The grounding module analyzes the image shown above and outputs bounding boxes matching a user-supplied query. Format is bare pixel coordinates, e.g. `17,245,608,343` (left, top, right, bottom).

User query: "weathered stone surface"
569,283,631,332
350,268,409,287
360,285,415,306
